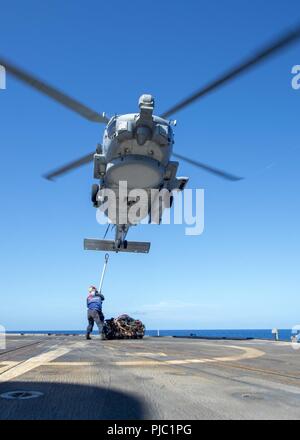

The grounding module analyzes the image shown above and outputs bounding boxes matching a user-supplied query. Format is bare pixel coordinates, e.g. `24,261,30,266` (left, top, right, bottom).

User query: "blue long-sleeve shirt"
87,291,105,311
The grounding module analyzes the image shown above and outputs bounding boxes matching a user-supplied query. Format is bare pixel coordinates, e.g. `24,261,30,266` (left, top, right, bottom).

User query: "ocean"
6,329,295,341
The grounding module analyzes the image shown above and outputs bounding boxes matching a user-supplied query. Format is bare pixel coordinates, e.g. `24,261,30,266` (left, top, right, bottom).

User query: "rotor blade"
0,57,109,123
161,23,300,119
44,152,94,181
172,152,243,181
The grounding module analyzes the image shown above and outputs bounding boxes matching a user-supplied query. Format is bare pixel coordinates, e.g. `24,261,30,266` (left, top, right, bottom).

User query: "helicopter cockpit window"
107,120,116,139
154,123,170,146
159,124,168,138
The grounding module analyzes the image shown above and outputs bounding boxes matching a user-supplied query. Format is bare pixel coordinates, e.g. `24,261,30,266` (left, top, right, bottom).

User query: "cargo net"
104,314,145,340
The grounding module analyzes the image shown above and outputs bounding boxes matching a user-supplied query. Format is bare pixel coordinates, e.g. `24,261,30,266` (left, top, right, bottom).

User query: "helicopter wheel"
91,184,99,205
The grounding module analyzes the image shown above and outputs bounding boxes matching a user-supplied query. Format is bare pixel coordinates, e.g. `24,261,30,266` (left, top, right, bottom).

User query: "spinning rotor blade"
46,151,243,182
44,151,94,181
0,57,109,123
172,152,243,181
161,23,300,119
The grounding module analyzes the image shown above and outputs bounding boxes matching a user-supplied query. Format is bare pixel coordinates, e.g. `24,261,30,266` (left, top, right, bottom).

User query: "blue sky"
0,0,300,330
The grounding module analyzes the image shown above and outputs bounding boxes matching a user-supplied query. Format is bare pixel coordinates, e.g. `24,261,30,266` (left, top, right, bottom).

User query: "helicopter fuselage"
91,95,188,249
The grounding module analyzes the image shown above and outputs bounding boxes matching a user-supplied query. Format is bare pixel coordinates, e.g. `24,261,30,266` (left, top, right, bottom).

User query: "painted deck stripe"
125,352,167,357
114,345,264,366
44,362,93,366
0,346,71,382
0,362,19,374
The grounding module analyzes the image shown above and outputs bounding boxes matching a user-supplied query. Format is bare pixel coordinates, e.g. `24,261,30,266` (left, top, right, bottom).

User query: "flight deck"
0,335,300,420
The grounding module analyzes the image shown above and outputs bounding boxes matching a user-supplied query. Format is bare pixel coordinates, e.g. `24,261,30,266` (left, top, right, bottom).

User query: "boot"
86,333,92,340
99,333,106,340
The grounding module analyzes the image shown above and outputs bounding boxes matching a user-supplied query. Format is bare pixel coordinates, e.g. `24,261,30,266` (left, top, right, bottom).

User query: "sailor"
86,286,105,340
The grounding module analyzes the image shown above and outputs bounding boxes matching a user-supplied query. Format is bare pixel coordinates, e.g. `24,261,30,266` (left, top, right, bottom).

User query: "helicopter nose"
136,125,151,145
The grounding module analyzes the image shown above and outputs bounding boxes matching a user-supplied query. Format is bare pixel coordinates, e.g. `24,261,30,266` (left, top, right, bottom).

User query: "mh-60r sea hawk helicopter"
87,93,190,253
1,24,300,253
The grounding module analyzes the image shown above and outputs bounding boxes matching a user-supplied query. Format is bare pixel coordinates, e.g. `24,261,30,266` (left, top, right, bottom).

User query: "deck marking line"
0,362,18,367
125,352,167,357
115,360,160,366
114,345,265,367
0,362,19,374
0,346,71,383
44,362,94,366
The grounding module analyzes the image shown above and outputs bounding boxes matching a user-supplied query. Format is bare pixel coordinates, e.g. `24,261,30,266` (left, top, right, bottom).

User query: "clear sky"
0,0,300,330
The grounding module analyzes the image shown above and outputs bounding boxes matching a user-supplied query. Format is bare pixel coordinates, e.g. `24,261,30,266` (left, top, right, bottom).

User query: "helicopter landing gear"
84,238,150,253
91,184,100,207
115,239,128,250
115,225,128,250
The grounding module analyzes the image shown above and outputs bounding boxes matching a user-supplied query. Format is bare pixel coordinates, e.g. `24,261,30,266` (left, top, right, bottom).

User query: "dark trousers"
87,309,104,334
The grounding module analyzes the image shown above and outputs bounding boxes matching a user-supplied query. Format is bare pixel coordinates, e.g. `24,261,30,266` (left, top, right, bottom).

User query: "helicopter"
1,24,300,253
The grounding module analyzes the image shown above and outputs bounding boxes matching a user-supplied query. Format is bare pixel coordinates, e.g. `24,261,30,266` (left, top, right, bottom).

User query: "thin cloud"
130,300,220,317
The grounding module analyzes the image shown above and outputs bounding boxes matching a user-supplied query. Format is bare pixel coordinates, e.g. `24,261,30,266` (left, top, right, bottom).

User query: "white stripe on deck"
44,362,93,366
0,346,71,383
0,362,19,374
114,345,264,366
125,352,167,357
